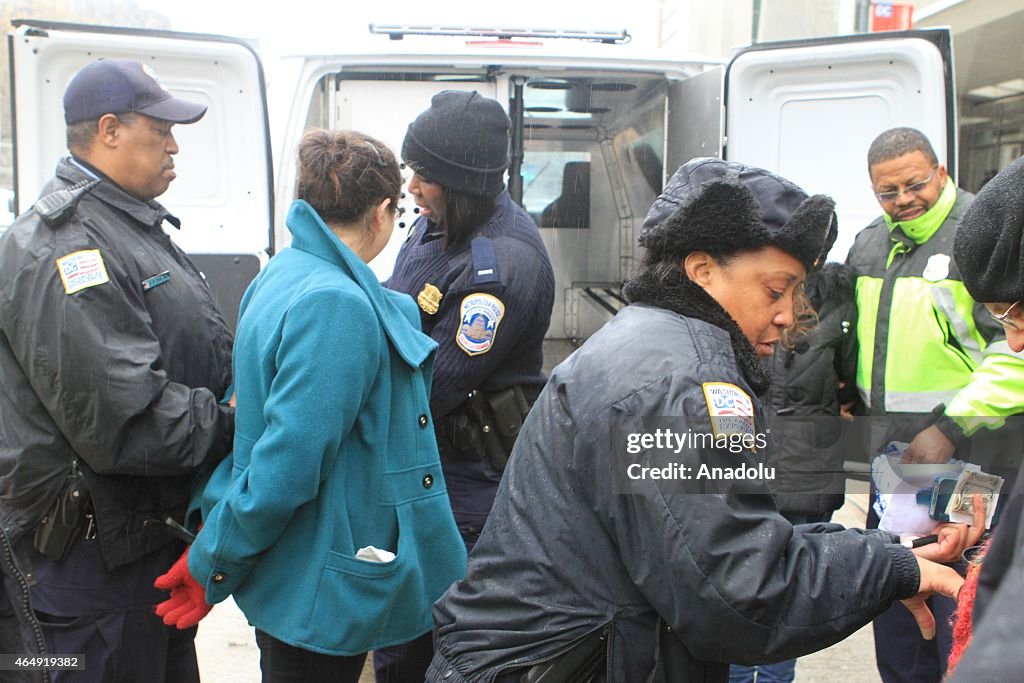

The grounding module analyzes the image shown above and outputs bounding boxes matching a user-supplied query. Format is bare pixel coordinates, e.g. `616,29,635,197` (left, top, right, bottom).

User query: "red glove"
154,546,212,629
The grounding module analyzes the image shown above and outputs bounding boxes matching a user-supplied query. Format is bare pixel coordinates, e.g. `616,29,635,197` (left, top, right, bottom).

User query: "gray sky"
140,0,661,56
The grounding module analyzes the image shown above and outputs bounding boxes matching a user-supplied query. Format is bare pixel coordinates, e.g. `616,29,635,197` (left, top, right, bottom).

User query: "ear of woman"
683,251,716,286
374,198,393,231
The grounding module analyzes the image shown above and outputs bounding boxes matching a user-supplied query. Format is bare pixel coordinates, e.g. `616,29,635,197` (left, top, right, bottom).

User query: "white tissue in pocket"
355,545,396,563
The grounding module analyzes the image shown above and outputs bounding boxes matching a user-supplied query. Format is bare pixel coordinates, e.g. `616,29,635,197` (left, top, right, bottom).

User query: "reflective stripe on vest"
930,285,982,364
856,275,982,412
884,388,961,412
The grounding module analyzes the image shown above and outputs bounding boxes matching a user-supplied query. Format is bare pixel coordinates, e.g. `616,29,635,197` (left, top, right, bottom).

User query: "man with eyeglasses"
946,154,1024,681
847,127,1024,683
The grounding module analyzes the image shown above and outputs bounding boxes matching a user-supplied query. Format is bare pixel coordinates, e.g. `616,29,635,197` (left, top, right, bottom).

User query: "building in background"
914,0,1024,192
657,0,1024,192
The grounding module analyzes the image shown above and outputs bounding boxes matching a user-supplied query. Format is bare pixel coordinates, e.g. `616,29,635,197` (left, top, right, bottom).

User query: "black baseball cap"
63,58,207,125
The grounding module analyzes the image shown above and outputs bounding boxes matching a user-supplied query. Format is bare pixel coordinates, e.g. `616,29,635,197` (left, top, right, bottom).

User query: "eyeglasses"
990,300,1023,332
874,170,936,203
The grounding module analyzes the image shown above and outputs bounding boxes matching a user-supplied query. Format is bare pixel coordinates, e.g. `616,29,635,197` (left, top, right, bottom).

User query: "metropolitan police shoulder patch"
701,382,755,437
456,293,505,356
56,249,110,295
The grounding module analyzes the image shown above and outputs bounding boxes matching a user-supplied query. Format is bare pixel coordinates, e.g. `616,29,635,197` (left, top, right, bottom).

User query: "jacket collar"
478,191,513,238
287,199,434,368
58,156,180,229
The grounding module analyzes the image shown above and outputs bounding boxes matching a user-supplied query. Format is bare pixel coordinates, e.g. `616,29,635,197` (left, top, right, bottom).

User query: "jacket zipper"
0,526,49,683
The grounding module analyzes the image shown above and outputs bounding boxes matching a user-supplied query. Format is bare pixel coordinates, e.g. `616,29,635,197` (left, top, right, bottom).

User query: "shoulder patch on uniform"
702,382,755,437
56,249,110,294
456,293,505,356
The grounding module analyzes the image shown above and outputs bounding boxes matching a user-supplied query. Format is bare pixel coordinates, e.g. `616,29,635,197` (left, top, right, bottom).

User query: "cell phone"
915,473,959,522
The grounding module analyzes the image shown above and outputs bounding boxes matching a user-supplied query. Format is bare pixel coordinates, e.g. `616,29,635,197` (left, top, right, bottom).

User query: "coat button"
423,474,434,489
212,572,226,584
418,414,429,427
443,669,453,679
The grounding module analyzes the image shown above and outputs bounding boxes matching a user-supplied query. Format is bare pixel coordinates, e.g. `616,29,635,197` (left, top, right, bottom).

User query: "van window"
524,152,591,228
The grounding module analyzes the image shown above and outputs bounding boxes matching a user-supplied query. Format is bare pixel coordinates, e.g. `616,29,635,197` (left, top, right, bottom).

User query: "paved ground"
794,481,882,683
195,482,882,682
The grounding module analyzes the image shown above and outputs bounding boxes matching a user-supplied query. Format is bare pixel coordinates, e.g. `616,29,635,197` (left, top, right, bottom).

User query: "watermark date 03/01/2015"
0,655,85,670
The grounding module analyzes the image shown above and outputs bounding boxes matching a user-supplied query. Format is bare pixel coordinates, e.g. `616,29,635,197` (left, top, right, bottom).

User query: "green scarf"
885,178,957,267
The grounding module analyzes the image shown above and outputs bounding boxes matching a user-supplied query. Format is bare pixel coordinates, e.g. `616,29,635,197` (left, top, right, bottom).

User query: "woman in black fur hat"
423,158,966,683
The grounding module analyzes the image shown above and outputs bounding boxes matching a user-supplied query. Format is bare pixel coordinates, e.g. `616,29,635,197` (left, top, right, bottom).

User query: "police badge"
417,283,443,314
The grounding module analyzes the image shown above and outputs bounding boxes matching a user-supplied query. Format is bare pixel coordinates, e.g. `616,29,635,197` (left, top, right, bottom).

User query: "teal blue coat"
189,200,466,655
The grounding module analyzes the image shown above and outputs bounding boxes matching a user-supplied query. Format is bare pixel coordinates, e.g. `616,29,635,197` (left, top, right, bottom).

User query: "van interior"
303,67,676,371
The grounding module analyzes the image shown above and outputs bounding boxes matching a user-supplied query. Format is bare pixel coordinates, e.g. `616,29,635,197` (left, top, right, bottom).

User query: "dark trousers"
372,631,435,683
255,629,366,683
873,594,958,683
29,536,198,683
375,467,493,683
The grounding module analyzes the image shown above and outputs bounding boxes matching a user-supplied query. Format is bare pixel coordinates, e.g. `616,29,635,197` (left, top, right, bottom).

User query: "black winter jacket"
426,296,921,683
0,159,234,668
765,263,858,516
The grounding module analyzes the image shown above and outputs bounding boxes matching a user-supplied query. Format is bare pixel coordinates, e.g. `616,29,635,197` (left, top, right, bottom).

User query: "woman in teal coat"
154,129,466,682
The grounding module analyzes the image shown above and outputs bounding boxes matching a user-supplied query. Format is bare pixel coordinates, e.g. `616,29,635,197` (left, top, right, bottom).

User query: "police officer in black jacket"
424,159,966,683
0,59,233,682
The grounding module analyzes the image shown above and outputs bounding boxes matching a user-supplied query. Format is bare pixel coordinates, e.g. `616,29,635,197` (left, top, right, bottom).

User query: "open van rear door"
9,20,272,328
724,29,954,260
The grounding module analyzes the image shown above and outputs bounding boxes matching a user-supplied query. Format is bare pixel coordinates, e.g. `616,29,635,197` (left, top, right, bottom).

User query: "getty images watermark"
610,414,1024,496
624,428,772,482
611,417,775,495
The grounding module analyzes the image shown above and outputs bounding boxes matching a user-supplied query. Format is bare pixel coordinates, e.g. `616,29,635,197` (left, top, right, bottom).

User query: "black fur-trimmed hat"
953,155,1024,303
639,158,837,271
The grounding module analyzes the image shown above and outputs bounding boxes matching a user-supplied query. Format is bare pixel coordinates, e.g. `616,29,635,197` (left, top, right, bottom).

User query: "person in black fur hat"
624,157,838,394
422,158,966,683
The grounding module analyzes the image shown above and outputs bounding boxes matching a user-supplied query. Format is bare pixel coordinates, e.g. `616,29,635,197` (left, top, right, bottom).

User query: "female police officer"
378,91,555,681
424,158,965,683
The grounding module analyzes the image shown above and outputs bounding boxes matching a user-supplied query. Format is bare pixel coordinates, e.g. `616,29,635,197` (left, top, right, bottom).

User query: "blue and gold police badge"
456,293,505,355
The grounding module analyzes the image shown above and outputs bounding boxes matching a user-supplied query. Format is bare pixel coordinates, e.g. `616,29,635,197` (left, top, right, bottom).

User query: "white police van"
8,20,954,355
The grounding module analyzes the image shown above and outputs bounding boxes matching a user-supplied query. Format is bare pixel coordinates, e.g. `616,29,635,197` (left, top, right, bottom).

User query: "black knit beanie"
401,91,510,198
953,155,1024,303
639,157,837,272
